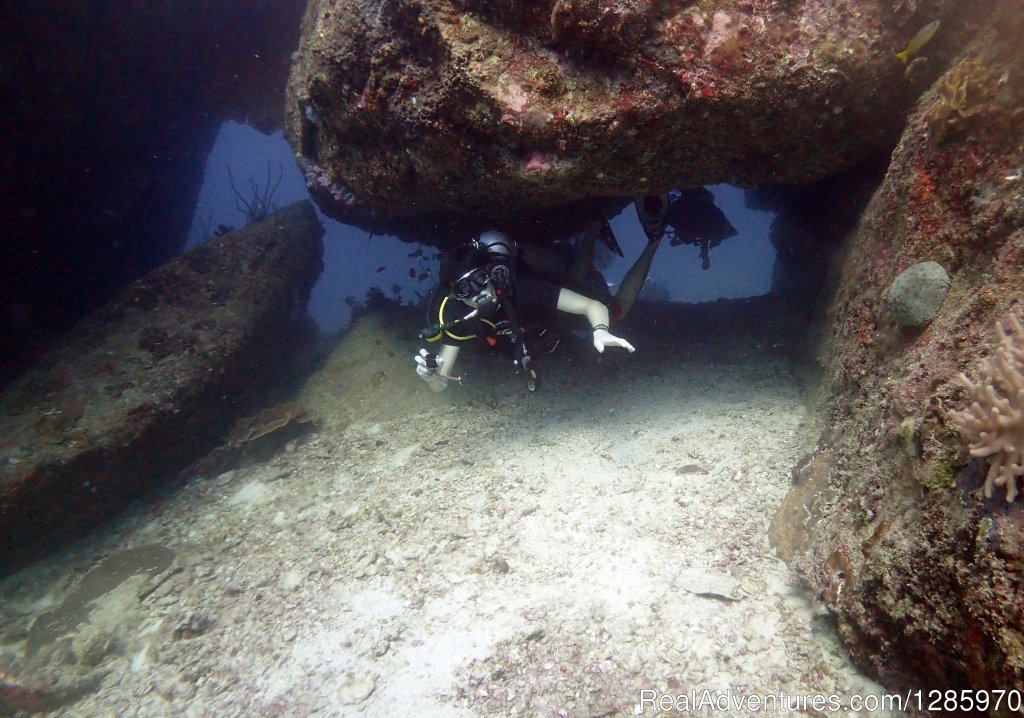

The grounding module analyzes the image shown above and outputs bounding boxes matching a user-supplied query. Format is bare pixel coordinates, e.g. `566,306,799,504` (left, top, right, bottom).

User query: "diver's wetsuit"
519,241,617,312
424,267,560,352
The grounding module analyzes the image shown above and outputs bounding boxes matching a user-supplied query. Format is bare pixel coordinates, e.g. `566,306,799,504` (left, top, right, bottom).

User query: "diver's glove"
415,348,448,387
592,325,635,353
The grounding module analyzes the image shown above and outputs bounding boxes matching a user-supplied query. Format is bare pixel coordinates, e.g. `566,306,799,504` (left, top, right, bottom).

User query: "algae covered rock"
885,260,950,326
773,0,1024,699
0,202,324,575
285,0,992,241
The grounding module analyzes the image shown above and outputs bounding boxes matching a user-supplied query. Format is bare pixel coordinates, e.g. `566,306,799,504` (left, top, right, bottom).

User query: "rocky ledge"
285,0,988,241
0,202,324,575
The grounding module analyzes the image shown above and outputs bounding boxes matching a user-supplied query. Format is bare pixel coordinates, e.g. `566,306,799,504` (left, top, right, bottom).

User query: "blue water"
190,122,776,333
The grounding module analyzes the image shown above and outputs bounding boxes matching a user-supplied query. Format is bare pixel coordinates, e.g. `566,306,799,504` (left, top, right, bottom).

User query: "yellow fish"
896,20,940,63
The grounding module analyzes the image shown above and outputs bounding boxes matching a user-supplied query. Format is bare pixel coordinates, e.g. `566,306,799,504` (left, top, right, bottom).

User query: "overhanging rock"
0,202,324,575
285,0,991,241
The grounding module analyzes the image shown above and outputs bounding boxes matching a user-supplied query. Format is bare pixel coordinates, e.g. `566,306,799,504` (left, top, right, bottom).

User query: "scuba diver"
663,188,737,270
414,195,669,393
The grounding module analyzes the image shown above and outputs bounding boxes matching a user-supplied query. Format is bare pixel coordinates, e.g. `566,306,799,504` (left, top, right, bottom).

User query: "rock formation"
0,0,307,382
0,202,324,575
285,0,987,242
771,0,1024,698
885,260,951,327
1,0,1020,698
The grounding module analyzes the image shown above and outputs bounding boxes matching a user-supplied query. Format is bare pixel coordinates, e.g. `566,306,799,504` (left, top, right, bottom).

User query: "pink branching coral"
951,306,1024,502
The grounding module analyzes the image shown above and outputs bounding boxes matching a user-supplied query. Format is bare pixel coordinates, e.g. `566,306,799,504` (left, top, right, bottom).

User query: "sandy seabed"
0,340,904,718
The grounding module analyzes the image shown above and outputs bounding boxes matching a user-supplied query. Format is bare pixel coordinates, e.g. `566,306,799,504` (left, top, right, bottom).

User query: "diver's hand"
415,349,448,387
593,328,635,353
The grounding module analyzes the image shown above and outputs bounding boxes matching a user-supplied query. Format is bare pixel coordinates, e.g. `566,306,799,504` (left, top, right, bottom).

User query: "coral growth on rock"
186,400,320,477
771,0,1024,698
951,306,1024,501
285,0,989,242
226,401,317,445
884,260,950,326
0,203,324,575
927,58,987,143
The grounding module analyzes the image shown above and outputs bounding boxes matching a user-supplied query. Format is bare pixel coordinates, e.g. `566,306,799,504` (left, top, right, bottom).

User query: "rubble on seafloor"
0,296,901,717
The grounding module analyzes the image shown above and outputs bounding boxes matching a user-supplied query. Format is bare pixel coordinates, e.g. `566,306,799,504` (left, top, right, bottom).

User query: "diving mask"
451,267,492,300
451,263,513,300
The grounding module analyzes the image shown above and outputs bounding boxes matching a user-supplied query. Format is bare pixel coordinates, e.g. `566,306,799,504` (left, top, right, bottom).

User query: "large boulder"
285,0,991,241
771,0,1024,698
0,202,324,576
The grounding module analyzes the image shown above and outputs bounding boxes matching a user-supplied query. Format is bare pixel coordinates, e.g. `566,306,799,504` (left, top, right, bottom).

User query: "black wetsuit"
424,267,560,352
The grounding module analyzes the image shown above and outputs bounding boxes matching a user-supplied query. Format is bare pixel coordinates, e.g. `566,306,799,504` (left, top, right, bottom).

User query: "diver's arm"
415,344,461,392
557,287,609,327
436,344,460,382
556,288,635,353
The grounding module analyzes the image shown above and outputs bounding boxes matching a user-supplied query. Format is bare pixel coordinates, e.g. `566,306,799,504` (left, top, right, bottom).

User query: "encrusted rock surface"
285,0,990,241
771,0,1024,702
884,260,951,326
0,202,324,576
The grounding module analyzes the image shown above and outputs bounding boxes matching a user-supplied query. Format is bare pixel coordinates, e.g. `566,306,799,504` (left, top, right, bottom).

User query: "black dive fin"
595,218,624,257
635,194,669,244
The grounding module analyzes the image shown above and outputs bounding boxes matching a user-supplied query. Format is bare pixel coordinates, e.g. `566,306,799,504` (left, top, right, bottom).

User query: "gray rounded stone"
886,261,951,327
